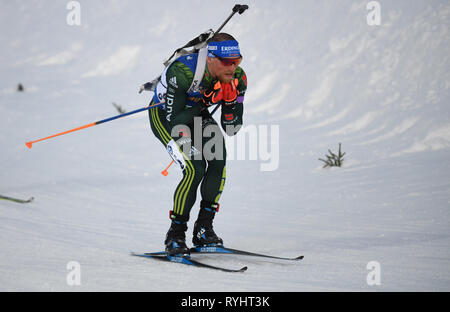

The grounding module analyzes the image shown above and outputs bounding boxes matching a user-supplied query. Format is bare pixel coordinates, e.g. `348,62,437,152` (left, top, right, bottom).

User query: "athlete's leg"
193,116,227,246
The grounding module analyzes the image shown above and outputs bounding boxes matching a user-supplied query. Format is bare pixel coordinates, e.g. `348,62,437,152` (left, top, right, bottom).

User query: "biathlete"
148,32,248,255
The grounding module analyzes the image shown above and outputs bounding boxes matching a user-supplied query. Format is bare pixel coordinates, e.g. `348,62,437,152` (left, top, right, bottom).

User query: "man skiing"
148,33,247,256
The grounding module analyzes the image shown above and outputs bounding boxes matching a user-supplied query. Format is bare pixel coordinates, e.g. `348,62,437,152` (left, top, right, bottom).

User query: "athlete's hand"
221,79,239,106
202,81,223,108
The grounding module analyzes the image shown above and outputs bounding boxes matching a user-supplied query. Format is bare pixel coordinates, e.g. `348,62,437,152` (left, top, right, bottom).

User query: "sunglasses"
209,51,242,67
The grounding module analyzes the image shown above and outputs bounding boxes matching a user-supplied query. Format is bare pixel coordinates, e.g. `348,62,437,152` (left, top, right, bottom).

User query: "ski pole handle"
233,4,249,14
215,4,249,34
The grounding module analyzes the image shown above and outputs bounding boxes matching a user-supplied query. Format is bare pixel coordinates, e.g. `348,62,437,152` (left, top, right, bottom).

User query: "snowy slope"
1,0,449,291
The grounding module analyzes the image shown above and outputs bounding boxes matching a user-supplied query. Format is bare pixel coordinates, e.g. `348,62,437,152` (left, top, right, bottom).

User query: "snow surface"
1,0,450,291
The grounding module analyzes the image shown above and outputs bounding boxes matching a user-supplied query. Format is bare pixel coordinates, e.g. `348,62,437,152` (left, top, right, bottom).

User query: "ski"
143,246,304,261
131,252,247,273
190,246,304,261
0,195,34,204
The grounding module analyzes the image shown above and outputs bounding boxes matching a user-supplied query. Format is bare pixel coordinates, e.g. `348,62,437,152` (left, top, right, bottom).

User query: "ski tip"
240,266,248,271
131,252,152,257
26,142,33,149
295,255,304,260
144,251,168,256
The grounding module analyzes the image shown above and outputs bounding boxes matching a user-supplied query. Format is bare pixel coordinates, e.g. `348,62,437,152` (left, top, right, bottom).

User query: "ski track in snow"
1,0,449,291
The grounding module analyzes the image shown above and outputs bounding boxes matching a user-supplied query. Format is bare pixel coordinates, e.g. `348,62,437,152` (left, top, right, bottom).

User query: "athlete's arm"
220,67,247,136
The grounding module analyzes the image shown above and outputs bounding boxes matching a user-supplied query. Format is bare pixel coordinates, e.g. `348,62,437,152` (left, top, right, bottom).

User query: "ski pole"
215,4,249,34
161,160,174,176
26,102,165,149
0,194,34,204
161,104,222,176
207,5,248,116
165,4,249,64
210,103,221,116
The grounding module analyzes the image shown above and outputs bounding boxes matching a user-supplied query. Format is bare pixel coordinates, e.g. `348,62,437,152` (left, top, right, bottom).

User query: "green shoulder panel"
165,61,194,92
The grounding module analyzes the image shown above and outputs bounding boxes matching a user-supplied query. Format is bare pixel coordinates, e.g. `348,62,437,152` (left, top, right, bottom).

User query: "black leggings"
148,106,226,222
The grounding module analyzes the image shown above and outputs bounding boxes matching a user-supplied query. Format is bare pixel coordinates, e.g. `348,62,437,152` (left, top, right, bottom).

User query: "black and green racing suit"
148,59,247,223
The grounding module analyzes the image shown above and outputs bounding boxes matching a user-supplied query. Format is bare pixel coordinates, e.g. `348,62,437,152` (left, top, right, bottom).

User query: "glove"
221,78,239,106
202,81,223,108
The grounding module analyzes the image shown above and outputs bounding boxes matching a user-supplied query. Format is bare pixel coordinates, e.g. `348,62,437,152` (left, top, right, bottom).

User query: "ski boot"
165,213,190,256
192,201,224,247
